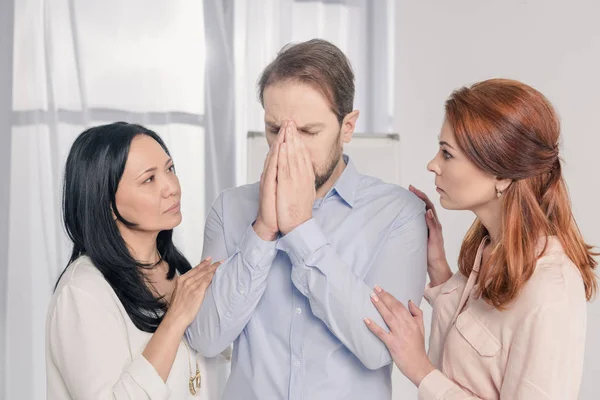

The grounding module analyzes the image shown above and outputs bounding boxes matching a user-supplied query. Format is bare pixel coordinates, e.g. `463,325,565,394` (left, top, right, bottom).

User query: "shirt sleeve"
500,301,584,399
48,284,171,400
418,369,481,400
423,282,446,306
277,207,428,370
186,193,278,358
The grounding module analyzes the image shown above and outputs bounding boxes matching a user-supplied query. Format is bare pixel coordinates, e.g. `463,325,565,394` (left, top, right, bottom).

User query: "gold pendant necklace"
183,339,201,395
146,258,201,396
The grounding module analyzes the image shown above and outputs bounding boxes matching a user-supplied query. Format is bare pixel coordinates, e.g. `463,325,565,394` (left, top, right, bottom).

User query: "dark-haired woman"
45,122,228,399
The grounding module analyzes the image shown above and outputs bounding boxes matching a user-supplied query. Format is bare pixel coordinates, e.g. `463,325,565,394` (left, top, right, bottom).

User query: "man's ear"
341,110,360,143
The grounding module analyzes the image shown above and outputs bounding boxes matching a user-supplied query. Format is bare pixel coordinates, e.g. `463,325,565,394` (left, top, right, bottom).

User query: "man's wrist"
253,219,278,241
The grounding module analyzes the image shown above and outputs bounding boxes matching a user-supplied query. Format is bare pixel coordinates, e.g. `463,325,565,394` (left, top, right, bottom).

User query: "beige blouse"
418,236,587,400
46,256,230,399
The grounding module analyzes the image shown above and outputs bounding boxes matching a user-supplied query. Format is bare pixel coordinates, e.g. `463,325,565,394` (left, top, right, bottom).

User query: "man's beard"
314,131,343,191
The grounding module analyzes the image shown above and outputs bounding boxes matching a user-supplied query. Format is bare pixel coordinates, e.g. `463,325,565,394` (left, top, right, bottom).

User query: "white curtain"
0,0,14,398
4,1,216,398
203,0,237,210
234,0,397,185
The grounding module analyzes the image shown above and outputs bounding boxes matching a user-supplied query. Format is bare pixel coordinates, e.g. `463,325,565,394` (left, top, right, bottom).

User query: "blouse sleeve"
48,284,171,400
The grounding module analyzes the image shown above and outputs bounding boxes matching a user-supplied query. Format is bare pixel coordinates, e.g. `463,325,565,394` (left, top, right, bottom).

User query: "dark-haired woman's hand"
409,185,452,287
143,258,220,382
165,257,221,331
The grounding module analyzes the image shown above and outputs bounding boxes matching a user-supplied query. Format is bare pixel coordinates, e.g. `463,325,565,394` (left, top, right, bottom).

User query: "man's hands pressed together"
254,120,316,240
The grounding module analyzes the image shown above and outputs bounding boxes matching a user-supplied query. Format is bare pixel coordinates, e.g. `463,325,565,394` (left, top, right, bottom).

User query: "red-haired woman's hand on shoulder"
409,185,452,287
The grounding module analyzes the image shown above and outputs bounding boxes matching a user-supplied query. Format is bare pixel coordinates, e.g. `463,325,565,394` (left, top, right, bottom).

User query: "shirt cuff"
424,273,459,306
418,369,456,400
423,282,445,306
127,354,172,400
238,223,278,269
276,218,329,266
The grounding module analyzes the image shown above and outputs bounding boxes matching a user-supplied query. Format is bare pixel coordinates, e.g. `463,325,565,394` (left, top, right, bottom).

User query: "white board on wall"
246,131,402,185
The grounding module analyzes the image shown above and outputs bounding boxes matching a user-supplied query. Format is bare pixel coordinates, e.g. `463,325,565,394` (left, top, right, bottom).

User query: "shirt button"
238,288,245,295
252,247,260,254
295,308,302,315
293,360,301,367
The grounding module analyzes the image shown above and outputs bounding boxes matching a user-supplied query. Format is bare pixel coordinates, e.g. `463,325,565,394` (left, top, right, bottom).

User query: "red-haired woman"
365,79,597,399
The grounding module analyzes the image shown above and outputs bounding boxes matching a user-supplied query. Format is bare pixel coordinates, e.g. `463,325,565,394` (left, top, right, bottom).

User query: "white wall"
393,1,600,399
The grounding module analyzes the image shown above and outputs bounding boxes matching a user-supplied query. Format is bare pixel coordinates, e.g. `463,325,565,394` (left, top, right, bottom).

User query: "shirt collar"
324,154,360,208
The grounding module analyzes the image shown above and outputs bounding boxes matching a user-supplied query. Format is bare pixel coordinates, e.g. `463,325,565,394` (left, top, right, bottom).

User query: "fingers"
277,120,314,183
408,300,425,337
296,129,314,178
277,121,288,148
410,185,435,213
186,260,220,284
262,122,287,177
373,286,412,323
280,121,288,143
409,185,439,221
265,136,281,185
408,300,422,318
262,142,273,174
262,122,283,174
284,121,314,184
188,262,220,294
198,261,221,278
278,142,290,181
185,266,219,310
189,257,213,274
409,184,427,200
363,318,392,345
369,289,396,330
286,123,300,176
426,209,441,231
194,265,218,289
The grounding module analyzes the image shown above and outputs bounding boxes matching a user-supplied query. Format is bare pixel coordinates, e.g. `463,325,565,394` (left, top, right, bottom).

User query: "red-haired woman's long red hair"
446,79,597,308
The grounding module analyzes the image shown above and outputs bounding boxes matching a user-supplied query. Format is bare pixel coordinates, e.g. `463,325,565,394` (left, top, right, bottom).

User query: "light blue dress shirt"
187,155,428,399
